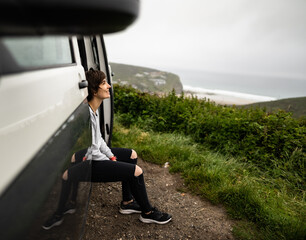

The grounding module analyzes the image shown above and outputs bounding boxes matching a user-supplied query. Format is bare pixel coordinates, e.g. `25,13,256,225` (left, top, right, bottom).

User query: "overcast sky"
104,0,306,79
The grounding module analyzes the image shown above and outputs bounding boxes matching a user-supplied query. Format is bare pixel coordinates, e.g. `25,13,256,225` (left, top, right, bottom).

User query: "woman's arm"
99,136,113,158
86,110,111,161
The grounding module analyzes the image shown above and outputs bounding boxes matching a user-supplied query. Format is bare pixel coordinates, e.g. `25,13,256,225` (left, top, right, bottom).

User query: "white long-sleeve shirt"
85,105,113,161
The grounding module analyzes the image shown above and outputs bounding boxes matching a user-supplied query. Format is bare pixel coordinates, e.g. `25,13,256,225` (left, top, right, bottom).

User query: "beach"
183,86,277,106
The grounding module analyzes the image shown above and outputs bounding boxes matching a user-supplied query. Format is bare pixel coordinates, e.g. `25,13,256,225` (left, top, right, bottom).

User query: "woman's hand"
110,156,117,161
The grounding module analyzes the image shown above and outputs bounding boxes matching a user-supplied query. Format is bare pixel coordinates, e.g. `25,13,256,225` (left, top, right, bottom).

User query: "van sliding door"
78,36,114,146
95,35,114,146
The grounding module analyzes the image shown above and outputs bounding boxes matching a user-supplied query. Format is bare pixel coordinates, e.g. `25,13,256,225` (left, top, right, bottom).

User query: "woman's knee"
134,165,143,177
71,153,76,163
62,170,68,180
130,149,137,159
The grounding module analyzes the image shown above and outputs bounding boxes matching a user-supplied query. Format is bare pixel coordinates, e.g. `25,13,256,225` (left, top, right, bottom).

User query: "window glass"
90,37,100,69
2,36,73,68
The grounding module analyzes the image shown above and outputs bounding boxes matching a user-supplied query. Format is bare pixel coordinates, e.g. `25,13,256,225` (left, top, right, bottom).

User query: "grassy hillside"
113,85,306,240
109,62,183,94
243,96,306,118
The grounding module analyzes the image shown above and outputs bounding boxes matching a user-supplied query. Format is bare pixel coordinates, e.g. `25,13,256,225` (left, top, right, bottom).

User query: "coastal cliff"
109,62,183,94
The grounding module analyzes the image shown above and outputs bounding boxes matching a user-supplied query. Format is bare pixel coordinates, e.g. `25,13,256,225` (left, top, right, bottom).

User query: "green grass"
112,118,306,240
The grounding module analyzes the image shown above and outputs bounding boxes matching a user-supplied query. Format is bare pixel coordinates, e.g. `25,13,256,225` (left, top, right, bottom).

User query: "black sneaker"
119,200,142,214
63,202,76,215
42,213,64,230
139,207,172,224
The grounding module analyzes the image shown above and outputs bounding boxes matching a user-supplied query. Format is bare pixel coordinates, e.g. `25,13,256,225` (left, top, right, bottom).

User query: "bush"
114,85,306,192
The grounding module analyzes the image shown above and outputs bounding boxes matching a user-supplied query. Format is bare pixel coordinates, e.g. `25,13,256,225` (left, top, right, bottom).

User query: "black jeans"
56,148,152,214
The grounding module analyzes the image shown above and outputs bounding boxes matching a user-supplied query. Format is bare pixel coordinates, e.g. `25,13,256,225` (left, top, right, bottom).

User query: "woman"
43,69,172,230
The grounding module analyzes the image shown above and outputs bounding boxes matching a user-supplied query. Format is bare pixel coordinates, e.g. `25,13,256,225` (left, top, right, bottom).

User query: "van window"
90,37,100,69
2,36,73,69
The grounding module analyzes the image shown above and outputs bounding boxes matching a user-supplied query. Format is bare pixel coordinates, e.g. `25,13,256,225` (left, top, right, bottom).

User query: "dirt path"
83,158,235,240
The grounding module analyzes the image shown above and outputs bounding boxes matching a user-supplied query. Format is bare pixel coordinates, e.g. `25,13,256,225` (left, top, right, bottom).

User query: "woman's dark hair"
86,68,106,101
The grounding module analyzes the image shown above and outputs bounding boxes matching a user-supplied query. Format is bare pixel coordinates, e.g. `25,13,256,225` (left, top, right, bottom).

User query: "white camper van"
0,1,140,239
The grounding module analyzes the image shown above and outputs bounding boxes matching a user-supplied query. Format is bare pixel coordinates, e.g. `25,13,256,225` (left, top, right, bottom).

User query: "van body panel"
0,102,91,240
0,64,87,195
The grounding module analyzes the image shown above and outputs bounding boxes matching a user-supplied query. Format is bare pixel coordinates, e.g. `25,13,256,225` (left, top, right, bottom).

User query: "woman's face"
96,78,111,100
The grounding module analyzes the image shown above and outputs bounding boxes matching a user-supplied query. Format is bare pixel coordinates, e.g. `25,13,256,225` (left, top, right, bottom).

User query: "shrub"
114,85,305,192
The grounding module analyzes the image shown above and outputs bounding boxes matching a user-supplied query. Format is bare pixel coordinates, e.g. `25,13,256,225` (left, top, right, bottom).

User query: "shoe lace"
150,207,163,216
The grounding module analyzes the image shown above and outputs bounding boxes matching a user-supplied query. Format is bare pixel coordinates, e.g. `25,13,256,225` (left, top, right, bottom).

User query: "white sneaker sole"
64,209,76,215
42,219,64,230
139,215,172,224
119,208,142,214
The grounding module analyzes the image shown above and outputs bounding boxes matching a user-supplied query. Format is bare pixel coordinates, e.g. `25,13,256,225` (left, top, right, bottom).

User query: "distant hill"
109,62,183,94
242,96,306,118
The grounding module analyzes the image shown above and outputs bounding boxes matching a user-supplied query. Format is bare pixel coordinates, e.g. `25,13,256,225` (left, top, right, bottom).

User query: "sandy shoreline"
183,91,256,105
183,90,276,106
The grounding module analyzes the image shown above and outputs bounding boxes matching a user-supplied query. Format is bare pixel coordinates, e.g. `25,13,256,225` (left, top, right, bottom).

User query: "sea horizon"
168,68,306,102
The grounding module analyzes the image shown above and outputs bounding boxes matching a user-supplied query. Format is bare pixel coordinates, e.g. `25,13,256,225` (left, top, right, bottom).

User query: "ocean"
171,69,306,102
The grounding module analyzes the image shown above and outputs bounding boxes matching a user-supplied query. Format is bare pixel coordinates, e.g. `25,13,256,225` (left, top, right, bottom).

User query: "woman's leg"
55,149,89,215
42,150,90,230
91,160,152,213
101,150,172,224
128,167,152,213
55,148,137,214
111,148,138,202
69,149,88,203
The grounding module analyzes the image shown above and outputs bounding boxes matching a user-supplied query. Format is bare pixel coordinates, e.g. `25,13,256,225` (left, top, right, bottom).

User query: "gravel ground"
83,158,235,240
